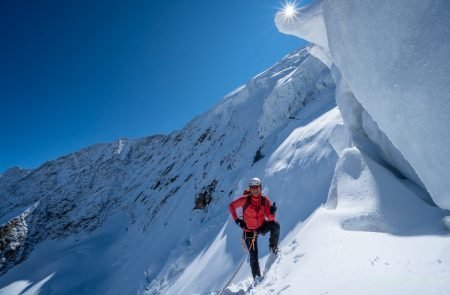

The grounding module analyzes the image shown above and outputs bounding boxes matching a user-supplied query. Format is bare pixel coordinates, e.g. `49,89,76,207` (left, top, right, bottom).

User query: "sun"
284,3,296,17
280,1,299,21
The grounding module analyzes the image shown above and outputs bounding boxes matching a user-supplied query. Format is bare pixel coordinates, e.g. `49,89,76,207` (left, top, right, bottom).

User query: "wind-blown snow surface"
0,47,340,294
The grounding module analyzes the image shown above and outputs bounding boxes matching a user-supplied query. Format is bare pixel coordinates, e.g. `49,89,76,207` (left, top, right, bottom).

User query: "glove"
270,202,277,215
235,218,247,229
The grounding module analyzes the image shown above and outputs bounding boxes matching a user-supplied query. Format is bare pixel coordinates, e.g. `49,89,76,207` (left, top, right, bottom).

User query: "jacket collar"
250,194,261,200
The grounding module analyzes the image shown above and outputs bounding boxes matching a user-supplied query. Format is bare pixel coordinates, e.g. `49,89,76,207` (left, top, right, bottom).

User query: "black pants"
243,220,280,279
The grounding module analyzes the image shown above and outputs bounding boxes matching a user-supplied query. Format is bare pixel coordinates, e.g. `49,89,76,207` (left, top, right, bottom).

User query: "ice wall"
276,0,450,209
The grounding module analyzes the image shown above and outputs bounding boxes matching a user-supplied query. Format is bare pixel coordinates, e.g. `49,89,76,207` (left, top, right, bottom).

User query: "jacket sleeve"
228,196,247,221
264,196,275,221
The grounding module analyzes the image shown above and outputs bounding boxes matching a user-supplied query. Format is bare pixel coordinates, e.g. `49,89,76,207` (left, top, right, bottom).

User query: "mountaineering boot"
251,266,261,279
253,275,263,285
269,244,279,255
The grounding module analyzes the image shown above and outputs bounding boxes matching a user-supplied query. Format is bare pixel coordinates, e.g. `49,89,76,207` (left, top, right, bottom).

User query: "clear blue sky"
0,0,308,173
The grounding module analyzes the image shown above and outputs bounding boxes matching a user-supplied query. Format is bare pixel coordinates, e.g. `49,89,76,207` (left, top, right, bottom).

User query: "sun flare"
280,1,299,21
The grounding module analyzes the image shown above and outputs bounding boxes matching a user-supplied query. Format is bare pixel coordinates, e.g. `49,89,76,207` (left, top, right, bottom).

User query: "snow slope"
0,47,339,294
247,148,450,294
156,106,341,295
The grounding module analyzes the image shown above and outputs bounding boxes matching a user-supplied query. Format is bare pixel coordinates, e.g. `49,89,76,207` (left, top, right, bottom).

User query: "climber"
228,177,280,280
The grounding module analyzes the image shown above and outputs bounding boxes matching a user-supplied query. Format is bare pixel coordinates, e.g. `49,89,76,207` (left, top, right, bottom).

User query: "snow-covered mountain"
1,46,339,294
1,1,450,294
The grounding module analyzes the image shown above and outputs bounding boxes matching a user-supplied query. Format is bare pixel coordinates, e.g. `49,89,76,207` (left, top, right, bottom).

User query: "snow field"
249,147,450,295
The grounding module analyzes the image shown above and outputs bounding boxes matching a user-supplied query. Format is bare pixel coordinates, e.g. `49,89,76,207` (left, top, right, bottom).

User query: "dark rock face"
0,204,36,275
194,179,218,210
0,217,27,274
253,146,265,165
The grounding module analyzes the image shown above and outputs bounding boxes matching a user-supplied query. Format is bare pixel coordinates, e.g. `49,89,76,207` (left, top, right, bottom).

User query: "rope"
249,234,257,251
218,250,248,295
218,231,257,294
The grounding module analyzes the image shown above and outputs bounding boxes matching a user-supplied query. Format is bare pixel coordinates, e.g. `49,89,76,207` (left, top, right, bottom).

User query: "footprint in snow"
293,253,305,263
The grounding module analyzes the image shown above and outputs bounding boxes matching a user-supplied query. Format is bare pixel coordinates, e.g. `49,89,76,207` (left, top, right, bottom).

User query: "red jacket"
228,193,275,231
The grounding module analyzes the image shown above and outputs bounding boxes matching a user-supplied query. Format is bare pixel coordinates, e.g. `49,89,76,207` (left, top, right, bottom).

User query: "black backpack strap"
243,195,251,212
